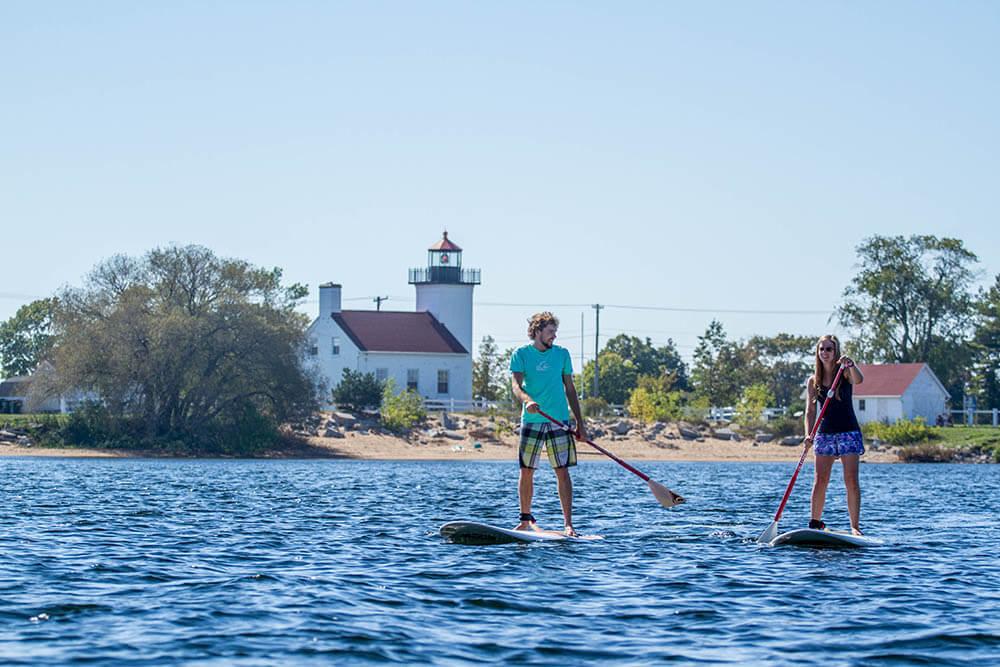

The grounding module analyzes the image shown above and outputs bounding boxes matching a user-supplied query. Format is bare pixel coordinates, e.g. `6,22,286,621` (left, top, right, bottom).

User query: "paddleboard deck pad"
440,521,603,545
769,527,880,548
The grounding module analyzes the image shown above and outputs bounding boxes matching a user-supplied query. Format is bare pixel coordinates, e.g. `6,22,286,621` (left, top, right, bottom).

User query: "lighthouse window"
407,369,419,392
332,337,341,356
437,370,449,394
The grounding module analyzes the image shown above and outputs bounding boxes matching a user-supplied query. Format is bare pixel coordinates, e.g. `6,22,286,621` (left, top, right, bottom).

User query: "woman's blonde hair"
813,334,842,401
527,311,559,339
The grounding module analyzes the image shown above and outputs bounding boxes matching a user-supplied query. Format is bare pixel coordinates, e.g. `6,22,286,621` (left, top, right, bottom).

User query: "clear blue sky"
3,2,998,366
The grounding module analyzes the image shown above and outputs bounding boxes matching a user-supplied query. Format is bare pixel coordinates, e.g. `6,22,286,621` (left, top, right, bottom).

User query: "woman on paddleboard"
805,335,865,536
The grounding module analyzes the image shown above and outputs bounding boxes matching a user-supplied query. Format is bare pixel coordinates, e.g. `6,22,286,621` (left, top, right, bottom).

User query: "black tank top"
816,379,860,434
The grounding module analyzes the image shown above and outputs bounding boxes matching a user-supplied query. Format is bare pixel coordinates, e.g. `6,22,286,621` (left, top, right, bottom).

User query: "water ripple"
0,459,997,664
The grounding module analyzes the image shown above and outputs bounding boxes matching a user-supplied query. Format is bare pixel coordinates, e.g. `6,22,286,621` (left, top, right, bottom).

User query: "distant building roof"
429,231,462,252
332,311,468,354
854,363,944,397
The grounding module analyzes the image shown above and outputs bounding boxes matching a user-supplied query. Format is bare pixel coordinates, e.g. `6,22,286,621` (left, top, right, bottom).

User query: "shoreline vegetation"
2,411,997,463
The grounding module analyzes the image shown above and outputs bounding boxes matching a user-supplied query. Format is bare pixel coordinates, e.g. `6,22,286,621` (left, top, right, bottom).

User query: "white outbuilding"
305,232,479,405
850,363,950,425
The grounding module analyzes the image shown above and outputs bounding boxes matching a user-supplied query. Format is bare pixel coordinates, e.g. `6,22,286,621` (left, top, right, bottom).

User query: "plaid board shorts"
518,421,577,469
814,430,865,457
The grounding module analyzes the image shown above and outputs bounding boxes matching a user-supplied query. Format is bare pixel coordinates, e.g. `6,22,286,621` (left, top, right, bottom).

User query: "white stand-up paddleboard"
440,521,603,545
769,528,881,548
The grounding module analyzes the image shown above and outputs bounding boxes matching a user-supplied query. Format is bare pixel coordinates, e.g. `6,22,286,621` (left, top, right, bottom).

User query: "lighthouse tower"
408,231,480,353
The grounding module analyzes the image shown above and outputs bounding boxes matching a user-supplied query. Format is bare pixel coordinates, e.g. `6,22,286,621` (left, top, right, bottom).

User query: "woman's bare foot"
514,521,544,532
851,526,864,536
563,525,579,537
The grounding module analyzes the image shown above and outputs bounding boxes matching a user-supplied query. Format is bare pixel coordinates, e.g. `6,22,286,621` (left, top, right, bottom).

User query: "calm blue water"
0,458,997,665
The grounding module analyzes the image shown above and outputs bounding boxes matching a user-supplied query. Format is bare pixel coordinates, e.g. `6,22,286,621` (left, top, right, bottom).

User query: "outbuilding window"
858,399,866,411
376,368,388,382
437,370,449,394
407,369,419,392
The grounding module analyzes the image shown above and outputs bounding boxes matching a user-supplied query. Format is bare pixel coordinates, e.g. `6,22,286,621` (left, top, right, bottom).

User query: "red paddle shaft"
535,409,652,482
770,364,848,523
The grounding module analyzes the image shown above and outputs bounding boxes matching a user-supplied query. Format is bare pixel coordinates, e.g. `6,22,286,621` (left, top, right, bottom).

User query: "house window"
376,368,388,383
332,337,340,356
858,399,866,412
437,369,449,394
308,339,318,356
407,369,419,392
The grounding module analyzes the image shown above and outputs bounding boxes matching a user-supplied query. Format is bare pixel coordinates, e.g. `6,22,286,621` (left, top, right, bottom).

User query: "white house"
0,362,92,414
851,363,950,425
305,232,479,405
801,363,950,425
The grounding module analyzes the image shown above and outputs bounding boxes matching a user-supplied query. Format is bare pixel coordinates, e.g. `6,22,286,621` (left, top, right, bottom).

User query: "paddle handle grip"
535,409,652,482
771,364,847,523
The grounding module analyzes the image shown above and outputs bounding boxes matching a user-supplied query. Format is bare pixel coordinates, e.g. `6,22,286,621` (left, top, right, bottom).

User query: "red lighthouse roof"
429,231,462,252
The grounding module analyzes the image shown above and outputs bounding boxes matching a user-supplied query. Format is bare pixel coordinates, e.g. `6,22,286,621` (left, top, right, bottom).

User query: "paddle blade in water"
757,521,779,544
648,479,685,508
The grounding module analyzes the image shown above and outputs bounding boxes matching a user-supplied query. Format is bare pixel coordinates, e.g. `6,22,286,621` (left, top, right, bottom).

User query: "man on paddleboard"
510,312,587,536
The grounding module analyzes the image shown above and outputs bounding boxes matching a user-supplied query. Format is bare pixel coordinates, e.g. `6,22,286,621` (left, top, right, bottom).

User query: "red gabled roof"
429,231,462,252
853,363,927,397
332,311,467,354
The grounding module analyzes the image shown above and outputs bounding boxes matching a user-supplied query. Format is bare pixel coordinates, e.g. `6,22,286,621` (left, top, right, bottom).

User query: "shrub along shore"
1,413,997,463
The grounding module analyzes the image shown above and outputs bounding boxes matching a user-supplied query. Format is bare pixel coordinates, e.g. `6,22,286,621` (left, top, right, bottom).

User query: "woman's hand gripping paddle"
535,409,685,508
757,364,847,544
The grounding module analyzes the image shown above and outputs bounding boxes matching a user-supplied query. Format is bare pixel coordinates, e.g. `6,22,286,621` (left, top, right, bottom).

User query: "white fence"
422,398,516,413
949,409,1000,427
422,398,790,422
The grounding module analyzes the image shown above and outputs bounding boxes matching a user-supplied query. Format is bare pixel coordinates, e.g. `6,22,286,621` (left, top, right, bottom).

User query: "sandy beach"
0,417,899,463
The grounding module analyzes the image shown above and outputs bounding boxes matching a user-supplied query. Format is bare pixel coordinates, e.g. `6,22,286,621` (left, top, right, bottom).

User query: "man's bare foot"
563,525,579,537
851,526,864,536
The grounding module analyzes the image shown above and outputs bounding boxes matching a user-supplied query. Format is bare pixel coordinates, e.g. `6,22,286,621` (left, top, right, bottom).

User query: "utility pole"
580,311,585,398
592,304,603,398
373,296,389,311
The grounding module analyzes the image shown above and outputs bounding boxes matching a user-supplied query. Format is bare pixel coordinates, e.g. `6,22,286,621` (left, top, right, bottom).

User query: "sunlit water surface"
1,458,997,665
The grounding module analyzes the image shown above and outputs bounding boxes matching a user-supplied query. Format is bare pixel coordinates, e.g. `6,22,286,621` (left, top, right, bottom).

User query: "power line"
605,303,833,315
475,301,832,315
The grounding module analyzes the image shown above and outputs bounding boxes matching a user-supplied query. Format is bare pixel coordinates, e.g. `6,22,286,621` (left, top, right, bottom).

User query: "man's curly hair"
527,311,559,339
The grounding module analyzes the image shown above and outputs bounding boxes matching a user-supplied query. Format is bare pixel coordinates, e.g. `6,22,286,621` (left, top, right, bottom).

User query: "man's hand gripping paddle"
757,364,847,544
535,409,685,508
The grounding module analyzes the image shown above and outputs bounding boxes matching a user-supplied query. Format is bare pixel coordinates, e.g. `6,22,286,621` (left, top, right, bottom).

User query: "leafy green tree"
837,235,979,396
0,298,57,377
745,334,814,408
971,274,1000,408
627,374,683,423
735,383,774,430
49,246,317,452
604,334,690,390
581,351,637,405
380,378,426,431
331,369,384,412
473,335,510,401
691,320,745,406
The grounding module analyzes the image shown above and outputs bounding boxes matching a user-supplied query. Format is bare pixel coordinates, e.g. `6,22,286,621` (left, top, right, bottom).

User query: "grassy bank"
1,414,69,429
889,425,1000,463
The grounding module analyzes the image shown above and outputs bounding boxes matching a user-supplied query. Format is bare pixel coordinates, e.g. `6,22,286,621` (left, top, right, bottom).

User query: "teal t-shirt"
509,344,573,423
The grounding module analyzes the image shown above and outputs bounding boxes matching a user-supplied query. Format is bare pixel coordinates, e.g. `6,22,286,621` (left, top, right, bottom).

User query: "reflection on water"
0,458,997,664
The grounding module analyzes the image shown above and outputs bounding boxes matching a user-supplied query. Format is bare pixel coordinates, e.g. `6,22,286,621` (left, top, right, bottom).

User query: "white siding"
304,317,473,405
854,397,903,425
304,317,362,405
359,352,471,401
901,366,949,423
414,283,474,354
